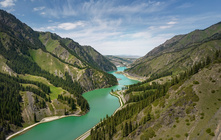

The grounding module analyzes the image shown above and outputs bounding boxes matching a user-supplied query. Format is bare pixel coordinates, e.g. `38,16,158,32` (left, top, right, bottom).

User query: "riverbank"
115,71,146,82
76,91,126,140
6,113,81,140
123,72,146,82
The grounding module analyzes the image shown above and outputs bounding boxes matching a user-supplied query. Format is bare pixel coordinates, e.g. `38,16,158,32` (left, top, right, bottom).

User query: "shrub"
210,132,215,136
206,128,211,134
200,113,204,116
193,81,199,84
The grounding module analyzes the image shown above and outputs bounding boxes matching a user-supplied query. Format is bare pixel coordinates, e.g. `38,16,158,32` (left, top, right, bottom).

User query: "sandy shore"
6,114,81,140
115,71,146,82
123,72,146,82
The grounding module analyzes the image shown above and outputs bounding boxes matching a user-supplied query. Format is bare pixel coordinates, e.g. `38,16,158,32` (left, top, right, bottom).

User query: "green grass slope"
39,32,86,68
143,62,221,140
29,49,117,91
39,32,117,72
127,22,221,77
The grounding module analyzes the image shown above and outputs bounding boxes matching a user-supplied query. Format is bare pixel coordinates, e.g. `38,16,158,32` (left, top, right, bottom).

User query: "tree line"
0,73,23,139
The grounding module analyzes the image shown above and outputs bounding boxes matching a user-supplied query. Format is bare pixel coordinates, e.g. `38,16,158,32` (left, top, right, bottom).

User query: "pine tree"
206,56,211,65
123,122,128,137
34,113,37,122
129,120,132,133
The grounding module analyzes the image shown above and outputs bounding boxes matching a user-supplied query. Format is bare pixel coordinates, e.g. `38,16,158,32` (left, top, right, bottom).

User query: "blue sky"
1,0,221,56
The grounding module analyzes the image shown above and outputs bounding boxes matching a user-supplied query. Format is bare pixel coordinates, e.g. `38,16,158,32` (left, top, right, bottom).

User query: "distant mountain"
90,22,221,140
0,9,117,138
114,55,141,58
105,55,137,67
126,22,221,77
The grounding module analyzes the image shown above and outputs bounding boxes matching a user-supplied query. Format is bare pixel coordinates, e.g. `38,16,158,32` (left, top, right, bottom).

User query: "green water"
13,67,139,140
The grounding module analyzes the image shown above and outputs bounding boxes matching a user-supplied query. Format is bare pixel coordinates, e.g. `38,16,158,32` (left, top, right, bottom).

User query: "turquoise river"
13,67,139,140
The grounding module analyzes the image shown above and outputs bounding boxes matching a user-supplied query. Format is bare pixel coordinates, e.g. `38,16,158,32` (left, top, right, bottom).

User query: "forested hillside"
0,9,117,139
91,49,221,140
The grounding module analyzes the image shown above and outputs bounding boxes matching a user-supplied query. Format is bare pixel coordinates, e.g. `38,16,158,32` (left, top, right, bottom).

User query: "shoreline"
109,91,126,115
123,72,146,82
76,91,125,140
6,114,81,140
114,71,146,82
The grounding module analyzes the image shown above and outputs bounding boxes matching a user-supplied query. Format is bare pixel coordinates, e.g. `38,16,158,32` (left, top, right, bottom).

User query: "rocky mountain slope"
0,9,117,139
126,22,221,77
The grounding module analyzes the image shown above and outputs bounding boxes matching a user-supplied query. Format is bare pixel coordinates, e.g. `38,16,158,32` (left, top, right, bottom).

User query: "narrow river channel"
13,67,139,140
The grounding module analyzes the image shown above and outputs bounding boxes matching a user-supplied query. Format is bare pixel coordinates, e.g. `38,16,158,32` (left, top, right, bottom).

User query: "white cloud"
0,0,16,8
167,21,177,25
58,22,85,30
81,0,166,18
40,12,46,15
177,3,193,9
159,25,172,29
151,21,178,30
33,6,45,11
37,21,85,31
39,1,77,18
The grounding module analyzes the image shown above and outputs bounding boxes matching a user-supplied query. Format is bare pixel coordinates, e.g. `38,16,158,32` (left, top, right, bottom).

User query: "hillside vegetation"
126,22,221,77
0,9,117,139
90,22,221,140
